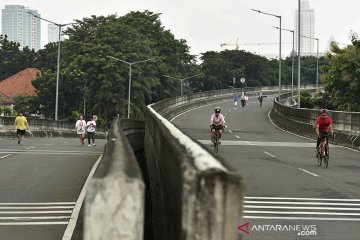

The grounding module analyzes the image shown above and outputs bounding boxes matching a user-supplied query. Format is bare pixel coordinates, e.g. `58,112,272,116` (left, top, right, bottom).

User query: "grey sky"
1,0,359,58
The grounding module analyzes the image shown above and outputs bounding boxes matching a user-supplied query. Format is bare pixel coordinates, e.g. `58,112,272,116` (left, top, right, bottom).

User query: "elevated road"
172,95,360,240
0,137,106,240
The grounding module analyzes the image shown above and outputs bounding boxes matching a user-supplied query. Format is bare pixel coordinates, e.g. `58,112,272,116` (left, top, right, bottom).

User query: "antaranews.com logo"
238,222,317,237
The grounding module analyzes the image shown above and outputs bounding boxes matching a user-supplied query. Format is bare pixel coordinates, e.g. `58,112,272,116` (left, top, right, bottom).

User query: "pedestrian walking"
75,115,86,146
86,115,97,146
14,111,29,144
233,94,238,107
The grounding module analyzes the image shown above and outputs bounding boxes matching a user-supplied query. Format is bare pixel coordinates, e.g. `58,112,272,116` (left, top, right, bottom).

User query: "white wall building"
294,1,315,56
48,24,64,43
1,5,41,51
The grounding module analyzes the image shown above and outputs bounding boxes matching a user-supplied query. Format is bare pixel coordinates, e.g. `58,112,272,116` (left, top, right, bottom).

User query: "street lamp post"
252,9,282,101
27,12,75,121
301,35,319,89
273,26,295,102
297,0,301,109
163,74,203,96
108,56,155,118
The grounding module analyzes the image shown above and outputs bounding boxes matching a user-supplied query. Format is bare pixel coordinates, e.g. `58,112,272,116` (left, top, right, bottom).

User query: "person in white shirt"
75,115,86,146
209,107,225,145
86,115,97,146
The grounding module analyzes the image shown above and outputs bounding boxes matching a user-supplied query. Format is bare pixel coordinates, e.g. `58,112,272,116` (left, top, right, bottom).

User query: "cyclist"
315,109,333,155
210,107,225,145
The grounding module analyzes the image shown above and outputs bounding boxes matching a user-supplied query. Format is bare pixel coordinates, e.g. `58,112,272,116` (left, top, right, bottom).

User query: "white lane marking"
228,130,232,133
0,202,75,205
245,205,360,211
244,201,360,206
243,216,360,221
234,108,237,109
0,211,72,214
0,154,12,159
244,210,360,216
235,135,240,139
0,149,102,153
0,216,70,220
264,151,276,158
245,196,360,202
299,168,319,177
46,144,54,146
62,155,103,240
25,147,35,150
0,222,68,225
197,140,322,147
0,206,73,209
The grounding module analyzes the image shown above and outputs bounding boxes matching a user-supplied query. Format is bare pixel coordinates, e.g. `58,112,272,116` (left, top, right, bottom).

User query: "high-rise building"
294,1,315,56
1,5,41,51
48,24,64,43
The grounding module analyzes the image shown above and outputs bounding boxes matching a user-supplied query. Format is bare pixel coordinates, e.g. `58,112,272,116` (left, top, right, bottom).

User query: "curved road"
0,137,106,240
172,95,360,240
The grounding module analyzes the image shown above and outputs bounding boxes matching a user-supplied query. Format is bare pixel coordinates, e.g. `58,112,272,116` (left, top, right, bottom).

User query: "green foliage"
300,90,314,108
322,36,360,112
12,95,38,115
0,35,37,80
0,106,12,116
31,11,195,121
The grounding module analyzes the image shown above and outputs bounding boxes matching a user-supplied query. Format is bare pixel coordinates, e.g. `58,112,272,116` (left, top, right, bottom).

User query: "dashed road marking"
0,154,12,159
264,151,276,158
299,168,319,177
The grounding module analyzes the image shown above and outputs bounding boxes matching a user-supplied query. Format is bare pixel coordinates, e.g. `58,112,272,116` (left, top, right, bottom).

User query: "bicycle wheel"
324,155,329,168
213,132,218,153
317,153,322,166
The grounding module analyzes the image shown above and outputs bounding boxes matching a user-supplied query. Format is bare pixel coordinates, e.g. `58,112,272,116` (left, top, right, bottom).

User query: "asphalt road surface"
172,95,360,240
0,137,106,240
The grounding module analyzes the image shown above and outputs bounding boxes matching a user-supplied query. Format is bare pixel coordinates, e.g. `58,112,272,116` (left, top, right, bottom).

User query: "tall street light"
27,12,75,121
163,74,203,96
297,0,301,108
108,55,155,118
301,35,319,89
273,26,295,102
252,9,282,101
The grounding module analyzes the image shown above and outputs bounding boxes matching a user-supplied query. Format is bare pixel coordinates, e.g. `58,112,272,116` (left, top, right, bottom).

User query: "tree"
32,11,195,120
0,35,37,80
322,36,360,112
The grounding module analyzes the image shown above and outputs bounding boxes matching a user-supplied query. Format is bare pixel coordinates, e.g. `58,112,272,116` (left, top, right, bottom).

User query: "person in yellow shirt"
14,111,29,144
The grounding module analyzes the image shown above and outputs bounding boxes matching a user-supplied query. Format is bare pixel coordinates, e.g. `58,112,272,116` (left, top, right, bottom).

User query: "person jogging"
14,111,29,144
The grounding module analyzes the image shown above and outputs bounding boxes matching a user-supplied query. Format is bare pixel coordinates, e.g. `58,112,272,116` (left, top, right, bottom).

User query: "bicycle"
211,125,223,153
317,133,330,168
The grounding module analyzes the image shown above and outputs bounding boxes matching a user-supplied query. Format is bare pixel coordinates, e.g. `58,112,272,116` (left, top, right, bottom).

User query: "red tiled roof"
0,68,40,102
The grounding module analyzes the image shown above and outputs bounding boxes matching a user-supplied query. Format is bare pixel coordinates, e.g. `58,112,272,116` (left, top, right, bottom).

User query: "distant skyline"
1,0,359,58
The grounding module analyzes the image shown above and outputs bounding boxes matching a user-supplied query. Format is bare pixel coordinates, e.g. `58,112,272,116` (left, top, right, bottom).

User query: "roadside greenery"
1,11,358,120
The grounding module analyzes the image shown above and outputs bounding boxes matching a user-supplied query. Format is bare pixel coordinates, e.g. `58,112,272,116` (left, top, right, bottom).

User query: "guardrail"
271,93,360,150
84,117,145,240
145,92,245,240
0,116,106,138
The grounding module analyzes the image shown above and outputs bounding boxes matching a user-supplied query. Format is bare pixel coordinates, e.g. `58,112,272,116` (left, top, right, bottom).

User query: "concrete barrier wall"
144,99,244,240
271,93,360,149
0,116,106,138
84,117,145,240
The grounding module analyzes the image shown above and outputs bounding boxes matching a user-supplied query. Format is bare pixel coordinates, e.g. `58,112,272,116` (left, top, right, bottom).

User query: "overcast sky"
1,0,359,58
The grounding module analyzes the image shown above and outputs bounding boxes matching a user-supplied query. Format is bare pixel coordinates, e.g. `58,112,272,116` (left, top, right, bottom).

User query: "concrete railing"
271,93,360,149
144,91,245,240
84,117,145,240
0,116,106,138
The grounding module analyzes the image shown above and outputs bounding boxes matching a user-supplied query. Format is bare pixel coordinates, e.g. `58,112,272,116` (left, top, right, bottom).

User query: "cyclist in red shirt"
315,109,333,155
